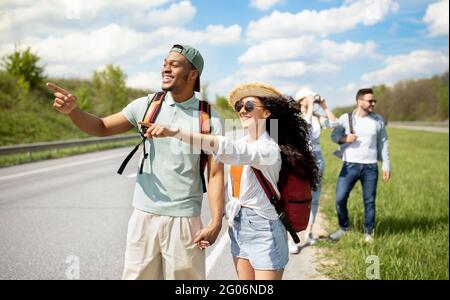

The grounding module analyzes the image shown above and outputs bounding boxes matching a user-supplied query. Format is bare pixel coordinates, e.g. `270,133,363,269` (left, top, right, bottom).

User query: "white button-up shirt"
212,131,282,226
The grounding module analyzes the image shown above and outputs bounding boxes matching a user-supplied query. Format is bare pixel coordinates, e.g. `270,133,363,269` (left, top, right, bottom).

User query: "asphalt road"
0,147,237,279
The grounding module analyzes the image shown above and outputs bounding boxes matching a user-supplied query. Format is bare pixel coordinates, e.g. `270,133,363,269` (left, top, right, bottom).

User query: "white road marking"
206,232,230,278
127,173,137,178
0,153,126,181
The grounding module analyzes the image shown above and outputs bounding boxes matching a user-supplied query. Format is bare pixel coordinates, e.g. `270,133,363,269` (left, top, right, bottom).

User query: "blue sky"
1,0,448,108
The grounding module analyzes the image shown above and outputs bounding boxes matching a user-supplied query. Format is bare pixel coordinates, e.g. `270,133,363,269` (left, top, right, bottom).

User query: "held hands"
138,122,180,138
194,224,222,250
46,82,78,114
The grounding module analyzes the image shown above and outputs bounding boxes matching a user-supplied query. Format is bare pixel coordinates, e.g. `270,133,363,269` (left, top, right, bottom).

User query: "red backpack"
252,165,312,244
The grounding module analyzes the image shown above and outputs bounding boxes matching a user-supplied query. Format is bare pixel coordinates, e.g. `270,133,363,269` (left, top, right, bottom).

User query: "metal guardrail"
2,120,447,156
0,134,140,155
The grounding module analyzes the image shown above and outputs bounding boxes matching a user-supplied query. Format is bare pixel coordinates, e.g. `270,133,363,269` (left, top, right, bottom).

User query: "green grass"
316,128,449,280
0,139,140,168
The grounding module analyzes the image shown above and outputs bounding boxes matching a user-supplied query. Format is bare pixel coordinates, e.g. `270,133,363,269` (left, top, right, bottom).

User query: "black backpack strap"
251,167,300,243
117,92,165,175
138,91,165,174
348,112,354,134
117,142,142,175
199,100,211,193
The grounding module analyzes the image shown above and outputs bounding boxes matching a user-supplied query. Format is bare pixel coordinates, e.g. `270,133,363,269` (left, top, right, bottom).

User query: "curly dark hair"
260,96,320,191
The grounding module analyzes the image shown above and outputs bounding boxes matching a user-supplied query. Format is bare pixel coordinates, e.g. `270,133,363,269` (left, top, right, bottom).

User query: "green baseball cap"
170,44,204,92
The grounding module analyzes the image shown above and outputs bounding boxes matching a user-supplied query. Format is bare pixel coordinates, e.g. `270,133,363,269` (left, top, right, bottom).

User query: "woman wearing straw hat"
290,88,337,253
140,82,319,280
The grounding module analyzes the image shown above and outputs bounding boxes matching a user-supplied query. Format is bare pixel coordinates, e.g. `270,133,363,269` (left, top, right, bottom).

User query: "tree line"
333,72,449,121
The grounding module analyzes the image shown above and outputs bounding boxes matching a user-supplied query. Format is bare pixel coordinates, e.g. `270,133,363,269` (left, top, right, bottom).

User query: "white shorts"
122,208,205,280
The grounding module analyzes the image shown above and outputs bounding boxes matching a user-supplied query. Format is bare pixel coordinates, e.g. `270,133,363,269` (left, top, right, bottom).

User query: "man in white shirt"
329,88,391,243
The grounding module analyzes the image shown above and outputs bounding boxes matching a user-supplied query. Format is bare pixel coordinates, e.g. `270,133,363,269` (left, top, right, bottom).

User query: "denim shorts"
228,207,289,271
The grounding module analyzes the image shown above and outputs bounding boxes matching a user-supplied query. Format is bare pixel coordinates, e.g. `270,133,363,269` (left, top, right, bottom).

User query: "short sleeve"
121,96,151,128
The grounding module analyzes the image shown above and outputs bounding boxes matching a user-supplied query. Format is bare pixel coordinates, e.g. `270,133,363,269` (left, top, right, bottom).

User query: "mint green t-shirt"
121,92,224,217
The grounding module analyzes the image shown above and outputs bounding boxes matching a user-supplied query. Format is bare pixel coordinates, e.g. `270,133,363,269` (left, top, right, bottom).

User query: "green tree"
2,46,45,89
0,71,18,109
213,95,237,119
74,85,90,111
335,71,449,121
92,64,128,115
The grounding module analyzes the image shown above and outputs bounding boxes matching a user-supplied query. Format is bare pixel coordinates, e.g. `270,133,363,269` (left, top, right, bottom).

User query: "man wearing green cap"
47,44,225,280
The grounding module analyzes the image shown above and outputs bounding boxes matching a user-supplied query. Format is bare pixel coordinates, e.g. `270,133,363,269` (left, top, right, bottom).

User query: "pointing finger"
46,82,70,96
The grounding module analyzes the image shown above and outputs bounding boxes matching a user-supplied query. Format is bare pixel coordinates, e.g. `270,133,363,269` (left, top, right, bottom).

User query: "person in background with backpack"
289,88,337,254
141,82,320,280
329,88,391,243
47,44,225,280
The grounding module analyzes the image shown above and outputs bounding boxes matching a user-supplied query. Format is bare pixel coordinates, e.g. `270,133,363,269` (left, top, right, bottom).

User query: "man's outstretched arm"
47,82,133,137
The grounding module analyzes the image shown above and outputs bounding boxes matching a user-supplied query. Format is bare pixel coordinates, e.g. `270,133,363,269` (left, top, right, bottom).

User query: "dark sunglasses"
360,98,377,105
234,100,265,113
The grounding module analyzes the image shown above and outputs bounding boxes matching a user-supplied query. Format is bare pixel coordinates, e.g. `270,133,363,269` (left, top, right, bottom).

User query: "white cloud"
246,0,399,41
20,24,146,65
210,60,340,98
0,0,178,44
132,1,196,27
241,61,308,78
240,61,339,80
0,0,242,79
204,25,243,45
362,50,449,85
343,83,357,92
127,71,162,91
423,0,449,37
250,0,282,11
0,21,242,79
238,36,377,64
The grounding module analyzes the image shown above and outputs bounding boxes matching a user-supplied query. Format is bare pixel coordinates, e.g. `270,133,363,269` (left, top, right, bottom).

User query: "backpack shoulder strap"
348,112,354,134
142,91,166,125
251,167,279,202
117,91,166,175
199,100,211,134
251,167,300,243
199,100,211,193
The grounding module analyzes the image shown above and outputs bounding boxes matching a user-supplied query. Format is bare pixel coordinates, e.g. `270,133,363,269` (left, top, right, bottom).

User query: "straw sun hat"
227,82,283,107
